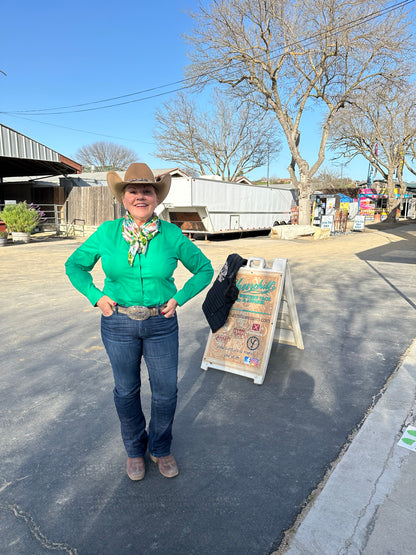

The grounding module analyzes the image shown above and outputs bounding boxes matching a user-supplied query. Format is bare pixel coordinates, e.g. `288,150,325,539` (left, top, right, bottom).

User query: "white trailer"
157,176,295,239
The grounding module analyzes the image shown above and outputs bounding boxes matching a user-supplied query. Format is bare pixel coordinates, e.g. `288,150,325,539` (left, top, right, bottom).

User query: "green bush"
0,202,44,233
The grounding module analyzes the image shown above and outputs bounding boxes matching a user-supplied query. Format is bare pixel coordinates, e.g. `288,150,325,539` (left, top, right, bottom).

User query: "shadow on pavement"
1,232,416,554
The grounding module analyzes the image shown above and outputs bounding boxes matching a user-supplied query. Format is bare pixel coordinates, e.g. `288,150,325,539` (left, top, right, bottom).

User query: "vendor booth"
358,188,388,221
358,184,413,221
310,193,340,226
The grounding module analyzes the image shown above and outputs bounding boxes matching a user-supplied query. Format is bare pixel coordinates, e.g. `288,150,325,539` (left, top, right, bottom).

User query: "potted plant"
0,202,45,243
0,230,8,246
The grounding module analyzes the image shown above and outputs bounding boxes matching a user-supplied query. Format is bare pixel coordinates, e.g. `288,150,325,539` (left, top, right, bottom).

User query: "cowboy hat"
107,163,171,204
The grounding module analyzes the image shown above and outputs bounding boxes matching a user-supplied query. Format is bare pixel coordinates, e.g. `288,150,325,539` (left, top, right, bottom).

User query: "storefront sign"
353,215,366,231
201,258,303,385
321,215,334,231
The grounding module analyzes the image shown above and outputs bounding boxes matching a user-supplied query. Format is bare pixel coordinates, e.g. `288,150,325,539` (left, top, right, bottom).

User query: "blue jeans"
101,307,179,458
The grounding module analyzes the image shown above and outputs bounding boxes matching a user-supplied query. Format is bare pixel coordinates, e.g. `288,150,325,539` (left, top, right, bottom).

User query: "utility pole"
267,145,270,187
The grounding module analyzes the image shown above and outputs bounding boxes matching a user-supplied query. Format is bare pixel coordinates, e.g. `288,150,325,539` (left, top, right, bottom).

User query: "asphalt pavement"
279,338,416,555
0,223,415,554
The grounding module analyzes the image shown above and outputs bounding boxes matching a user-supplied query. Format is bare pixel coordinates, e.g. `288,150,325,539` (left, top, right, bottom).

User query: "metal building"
0,123,81,204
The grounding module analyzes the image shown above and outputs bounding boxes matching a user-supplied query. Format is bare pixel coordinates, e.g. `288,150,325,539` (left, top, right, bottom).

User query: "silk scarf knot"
122,213,160,266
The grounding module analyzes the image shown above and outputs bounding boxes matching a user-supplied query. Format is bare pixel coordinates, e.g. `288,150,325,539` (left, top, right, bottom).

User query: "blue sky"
0,0,379,182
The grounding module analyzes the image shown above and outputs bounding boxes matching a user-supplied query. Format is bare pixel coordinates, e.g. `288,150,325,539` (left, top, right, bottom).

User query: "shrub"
0,202,45,233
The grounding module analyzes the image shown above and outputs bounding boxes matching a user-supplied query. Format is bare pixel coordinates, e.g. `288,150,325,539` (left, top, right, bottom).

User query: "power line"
237,0,415,71
5,78,195,113
1,0,413,117
1,84,195,116
2,113,155,145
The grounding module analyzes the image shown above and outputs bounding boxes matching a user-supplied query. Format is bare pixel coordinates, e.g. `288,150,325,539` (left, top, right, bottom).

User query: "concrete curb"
281,339,416,554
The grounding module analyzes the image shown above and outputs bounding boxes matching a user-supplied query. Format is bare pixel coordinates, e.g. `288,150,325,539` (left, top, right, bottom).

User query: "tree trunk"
297,176,313,226
384,200,400,223
384,171,398,222
287,158,313,226
298,195,312,226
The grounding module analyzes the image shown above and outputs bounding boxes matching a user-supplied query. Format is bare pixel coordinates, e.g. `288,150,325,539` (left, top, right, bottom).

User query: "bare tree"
329,82,416,220
311,168,354,190
75,141,139,171
404,138,416,179
185,0,414,224
153,90,281,181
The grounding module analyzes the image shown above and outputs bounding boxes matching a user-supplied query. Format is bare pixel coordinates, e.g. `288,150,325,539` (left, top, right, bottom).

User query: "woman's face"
122,183,159,226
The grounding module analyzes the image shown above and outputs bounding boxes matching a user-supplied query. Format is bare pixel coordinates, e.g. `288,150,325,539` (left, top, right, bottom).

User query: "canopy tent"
339,193,355,203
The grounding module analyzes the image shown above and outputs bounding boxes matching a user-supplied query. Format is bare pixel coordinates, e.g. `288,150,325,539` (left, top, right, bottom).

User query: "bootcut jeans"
101,307,179,458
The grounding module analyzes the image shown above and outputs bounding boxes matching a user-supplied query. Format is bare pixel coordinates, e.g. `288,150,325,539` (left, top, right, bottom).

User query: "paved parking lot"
1,223,415,554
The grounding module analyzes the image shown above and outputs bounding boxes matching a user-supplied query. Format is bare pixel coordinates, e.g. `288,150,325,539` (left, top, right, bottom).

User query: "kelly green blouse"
65,219,214,308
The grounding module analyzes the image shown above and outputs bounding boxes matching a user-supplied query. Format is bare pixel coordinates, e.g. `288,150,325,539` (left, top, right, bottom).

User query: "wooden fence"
64,186,123,227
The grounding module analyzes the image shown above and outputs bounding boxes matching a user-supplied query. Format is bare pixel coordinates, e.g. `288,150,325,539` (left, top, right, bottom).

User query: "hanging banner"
201,258,303,384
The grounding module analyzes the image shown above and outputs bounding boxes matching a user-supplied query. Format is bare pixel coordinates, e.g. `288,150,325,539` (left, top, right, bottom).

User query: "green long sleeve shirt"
65,219,214,308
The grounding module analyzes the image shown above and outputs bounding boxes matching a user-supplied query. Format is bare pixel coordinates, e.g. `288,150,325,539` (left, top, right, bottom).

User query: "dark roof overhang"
0,123,82,178
0,154,82,178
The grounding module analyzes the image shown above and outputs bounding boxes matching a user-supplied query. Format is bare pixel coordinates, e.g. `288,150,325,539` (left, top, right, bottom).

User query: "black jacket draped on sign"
202,253,248,333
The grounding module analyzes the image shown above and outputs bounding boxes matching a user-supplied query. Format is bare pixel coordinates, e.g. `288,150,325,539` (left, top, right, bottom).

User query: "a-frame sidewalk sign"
201,257,303,385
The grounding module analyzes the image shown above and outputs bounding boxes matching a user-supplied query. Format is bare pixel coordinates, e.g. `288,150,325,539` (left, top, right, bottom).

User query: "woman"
65,163,213,480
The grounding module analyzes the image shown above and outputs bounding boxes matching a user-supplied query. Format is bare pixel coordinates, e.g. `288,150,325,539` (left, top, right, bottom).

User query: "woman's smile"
123,184,159,226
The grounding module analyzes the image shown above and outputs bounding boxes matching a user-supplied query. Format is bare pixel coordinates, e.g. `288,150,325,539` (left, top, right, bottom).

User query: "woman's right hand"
96,295,116,316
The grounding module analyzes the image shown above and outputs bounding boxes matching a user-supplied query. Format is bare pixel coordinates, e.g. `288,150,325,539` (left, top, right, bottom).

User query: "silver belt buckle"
127,306,151,320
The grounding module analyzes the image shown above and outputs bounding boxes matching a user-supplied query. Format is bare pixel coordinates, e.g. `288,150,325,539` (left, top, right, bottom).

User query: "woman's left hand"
162,298,179,318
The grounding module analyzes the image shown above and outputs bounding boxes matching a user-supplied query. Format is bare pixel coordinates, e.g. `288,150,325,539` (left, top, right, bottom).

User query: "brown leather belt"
117,303,167,321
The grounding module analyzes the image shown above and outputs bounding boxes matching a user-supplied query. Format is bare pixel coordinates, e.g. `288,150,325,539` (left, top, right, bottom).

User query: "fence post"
54,205,59,235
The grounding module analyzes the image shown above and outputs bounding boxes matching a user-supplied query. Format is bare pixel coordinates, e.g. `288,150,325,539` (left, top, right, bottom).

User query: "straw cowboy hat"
107,163,171,204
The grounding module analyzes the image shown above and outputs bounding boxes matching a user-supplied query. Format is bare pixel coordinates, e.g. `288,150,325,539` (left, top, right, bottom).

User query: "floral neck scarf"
122,213,160,266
